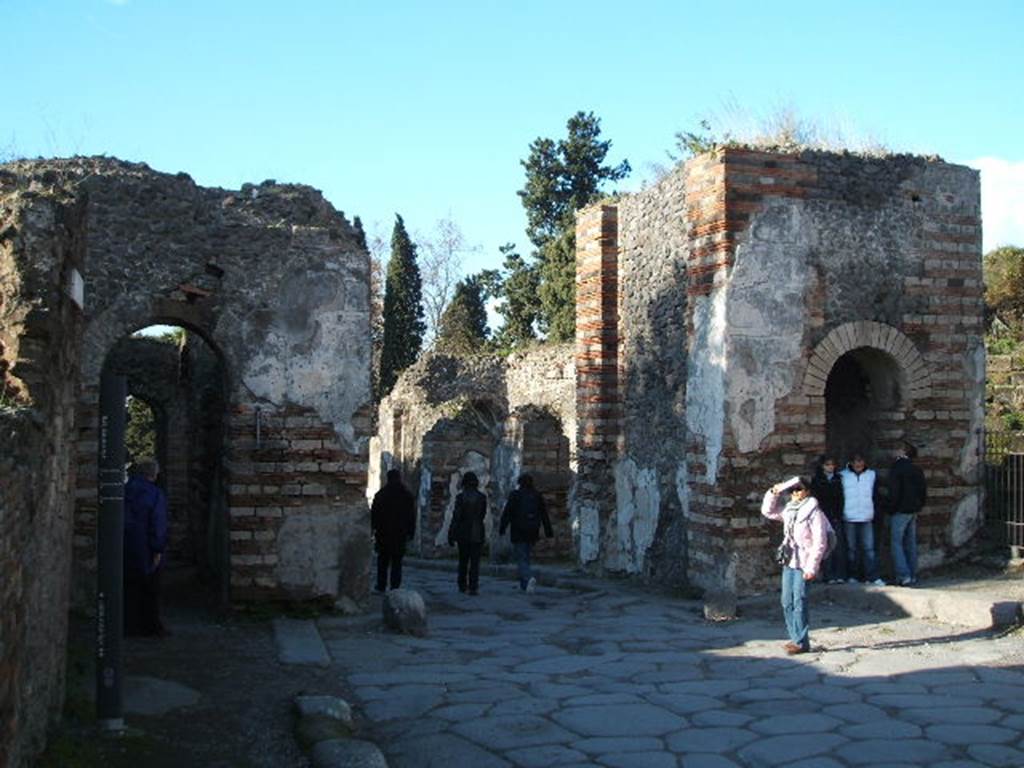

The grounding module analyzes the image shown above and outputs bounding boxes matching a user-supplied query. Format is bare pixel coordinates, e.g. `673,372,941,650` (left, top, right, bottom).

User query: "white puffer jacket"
841,467,876,522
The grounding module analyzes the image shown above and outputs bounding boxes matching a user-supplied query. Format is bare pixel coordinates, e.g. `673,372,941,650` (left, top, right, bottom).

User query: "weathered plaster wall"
372,346,576,560
0,174,85,768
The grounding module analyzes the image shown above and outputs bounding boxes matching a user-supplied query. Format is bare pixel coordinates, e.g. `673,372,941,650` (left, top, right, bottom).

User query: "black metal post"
97,371,126,731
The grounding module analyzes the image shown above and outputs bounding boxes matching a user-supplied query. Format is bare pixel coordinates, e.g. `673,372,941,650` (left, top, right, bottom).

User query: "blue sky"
5,0,1023,277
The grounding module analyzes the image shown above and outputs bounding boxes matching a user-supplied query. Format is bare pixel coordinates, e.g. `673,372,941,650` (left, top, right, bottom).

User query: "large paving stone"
273,618,331,667
599,751,677,768
737,734,848,766
839,720,922,739
901,706,1002,725
689,710,753,728
123,676,200,716
452,714,576,750
666,727,757,753
504,744,588,767
833,738,948,765
361,684,445,720
749,713,842,735
676,756,740,768
821,703,889,723
571,737,663,755
967,744,1024,766
644,692,722,715
387,733,511,768
924,723,1018,745
553,704,681,737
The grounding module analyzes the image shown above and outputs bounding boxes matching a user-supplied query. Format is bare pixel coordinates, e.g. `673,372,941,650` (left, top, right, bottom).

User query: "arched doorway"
825,346,905,466
103,323,230,609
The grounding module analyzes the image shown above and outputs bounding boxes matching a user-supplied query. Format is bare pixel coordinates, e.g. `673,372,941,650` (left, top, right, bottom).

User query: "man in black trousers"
371,469,416,592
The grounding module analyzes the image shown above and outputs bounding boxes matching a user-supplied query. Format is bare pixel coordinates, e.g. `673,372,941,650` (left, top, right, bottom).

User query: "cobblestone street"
319,566,1024,768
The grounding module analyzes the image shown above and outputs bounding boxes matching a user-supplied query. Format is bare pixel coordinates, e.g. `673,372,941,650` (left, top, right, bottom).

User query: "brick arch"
803,321,931,400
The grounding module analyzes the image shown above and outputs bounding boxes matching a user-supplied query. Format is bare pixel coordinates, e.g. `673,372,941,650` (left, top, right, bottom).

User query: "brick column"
575,204,621,563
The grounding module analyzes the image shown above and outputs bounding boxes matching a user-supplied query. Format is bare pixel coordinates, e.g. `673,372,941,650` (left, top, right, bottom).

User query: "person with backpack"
447,471,488,595
888,441,927,586
761,477,830,655
499,474,553,593
810,455,846,584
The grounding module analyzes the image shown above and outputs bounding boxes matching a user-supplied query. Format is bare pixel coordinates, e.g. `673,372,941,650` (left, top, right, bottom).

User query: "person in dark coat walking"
810,455,846,583
123,458,168,637
371,469,416,592
499,474,553,593
888,441,927,586
447,472,487,595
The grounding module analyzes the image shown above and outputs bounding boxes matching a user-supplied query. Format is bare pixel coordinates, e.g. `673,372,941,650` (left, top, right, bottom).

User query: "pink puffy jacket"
761,490,829,576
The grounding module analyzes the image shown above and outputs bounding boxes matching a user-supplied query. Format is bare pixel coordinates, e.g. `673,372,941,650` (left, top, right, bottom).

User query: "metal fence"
983,430,1024,557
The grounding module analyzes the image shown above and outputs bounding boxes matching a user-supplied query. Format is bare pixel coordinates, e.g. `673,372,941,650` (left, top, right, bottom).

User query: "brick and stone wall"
0,174,86,768
372,346,576,561
576,148,985,595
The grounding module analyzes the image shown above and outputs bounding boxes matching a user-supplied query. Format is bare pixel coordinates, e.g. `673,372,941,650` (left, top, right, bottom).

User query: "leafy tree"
491,243,540,350
354,216,387,394
435,275,489,355
518,111,630,341
984,246,1024,331
125,396,157,464
379,214,425,396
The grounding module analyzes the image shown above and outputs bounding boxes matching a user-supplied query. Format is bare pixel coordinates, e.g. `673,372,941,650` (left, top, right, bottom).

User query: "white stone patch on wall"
366,435,383,505
240,267,370,453
686,287,728,483
612,457,661,574
675,462,689,520
276,508,342,597
726,201,809,453
489,430,522,558
433,451,490,548
949,491,983,547
959,343,986,481
577,503,600,563
416,467,432,554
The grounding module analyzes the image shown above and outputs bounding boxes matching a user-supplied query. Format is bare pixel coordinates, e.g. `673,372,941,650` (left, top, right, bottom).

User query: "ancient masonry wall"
0,177,85,768
577,149,984,594
372,346,576,562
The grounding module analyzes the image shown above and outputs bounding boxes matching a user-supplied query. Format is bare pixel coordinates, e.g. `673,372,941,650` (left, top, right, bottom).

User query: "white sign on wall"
67,267,84,309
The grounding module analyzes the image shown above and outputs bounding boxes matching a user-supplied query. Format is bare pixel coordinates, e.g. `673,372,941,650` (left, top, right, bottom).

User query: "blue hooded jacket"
123,474,168,575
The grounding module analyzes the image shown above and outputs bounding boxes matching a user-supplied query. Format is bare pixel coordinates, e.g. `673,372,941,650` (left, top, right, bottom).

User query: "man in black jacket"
371,469,416,592
810,455,845,583
499,474,553,593
448,472,487,595
888,442,927,586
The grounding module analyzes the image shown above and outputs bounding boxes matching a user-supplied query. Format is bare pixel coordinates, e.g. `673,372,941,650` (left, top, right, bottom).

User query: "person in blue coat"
123,458,169,636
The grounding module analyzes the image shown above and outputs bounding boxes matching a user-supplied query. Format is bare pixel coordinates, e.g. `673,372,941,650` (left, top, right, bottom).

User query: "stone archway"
804,321,930,467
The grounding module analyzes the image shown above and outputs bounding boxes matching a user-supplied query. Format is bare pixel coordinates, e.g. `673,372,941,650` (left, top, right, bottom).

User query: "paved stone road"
317,567,1024,768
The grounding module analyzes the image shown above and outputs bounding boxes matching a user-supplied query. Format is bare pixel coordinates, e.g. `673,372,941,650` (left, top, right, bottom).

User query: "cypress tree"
435,276,489,355
379,214,425,396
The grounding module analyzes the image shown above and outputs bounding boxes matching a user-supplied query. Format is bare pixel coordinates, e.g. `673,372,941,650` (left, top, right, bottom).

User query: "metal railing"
983,430,1024,557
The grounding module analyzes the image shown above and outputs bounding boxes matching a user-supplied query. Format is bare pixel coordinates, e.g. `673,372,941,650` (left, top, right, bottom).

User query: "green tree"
984,246,1024,331
379,214,425,396
125,396,157,464
435,275,489,355
518,111,630,341
491,243,540,350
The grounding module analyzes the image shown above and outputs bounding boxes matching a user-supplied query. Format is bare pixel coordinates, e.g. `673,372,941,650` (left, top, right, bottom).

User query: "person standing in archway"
888,442,927,586
371,469,417,592
811,455,846,584
124,458,169,637
447,471,487,595
499,474,553,593
841,454,885,586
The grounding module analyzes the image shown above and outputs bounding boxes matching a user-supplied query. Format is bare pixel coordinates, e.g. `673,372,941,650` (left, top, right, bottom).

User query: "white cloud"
970,157,1024,252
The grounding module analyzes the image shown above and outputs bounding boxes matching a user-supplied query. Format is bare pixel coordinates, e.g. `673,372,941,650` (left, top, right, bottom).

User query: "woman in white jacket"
840,454,884,586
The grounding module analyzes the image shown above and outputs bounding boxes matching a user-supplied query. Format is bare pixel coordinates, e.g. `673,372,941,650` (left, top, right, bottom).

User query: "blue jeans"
890,513,918,582
781,566,809,649
513,541,533,589
845,521,879,581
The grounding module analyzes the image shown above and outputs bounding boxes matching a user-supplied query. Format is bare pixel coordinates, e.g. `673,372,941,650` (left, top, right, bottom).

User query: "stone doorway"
825,346,905,467
104,324,230,605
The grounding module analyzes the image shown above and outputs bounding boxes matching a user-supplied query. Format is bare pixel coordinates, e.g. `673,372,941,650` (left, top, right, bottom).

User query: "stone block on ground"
274,617,331,666
382,589,428,637
703,589,738,622
295,695,354,727
310,738,389,768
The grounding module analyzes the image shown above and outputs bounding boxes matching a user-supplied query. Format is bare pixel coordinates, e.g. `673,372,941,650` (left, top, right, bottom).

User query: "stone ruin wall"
371,346,576,562
0,174,86,768
577,148,985,595
0,156,373,767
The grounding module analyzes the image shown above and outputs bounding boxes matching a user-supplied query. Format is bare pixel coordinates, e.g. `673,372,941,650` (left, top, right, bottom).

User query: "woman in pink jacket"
762,477,830,655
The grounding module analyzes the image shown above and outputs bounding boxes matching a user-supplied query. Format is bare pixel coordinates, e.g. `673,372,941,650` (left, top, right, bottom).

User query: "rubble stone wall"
0,176,86,768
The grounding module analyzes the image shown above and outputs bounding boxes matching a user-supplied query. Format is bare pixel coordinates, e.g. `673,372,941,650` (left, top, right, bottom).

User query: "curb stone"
292,695,389,768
